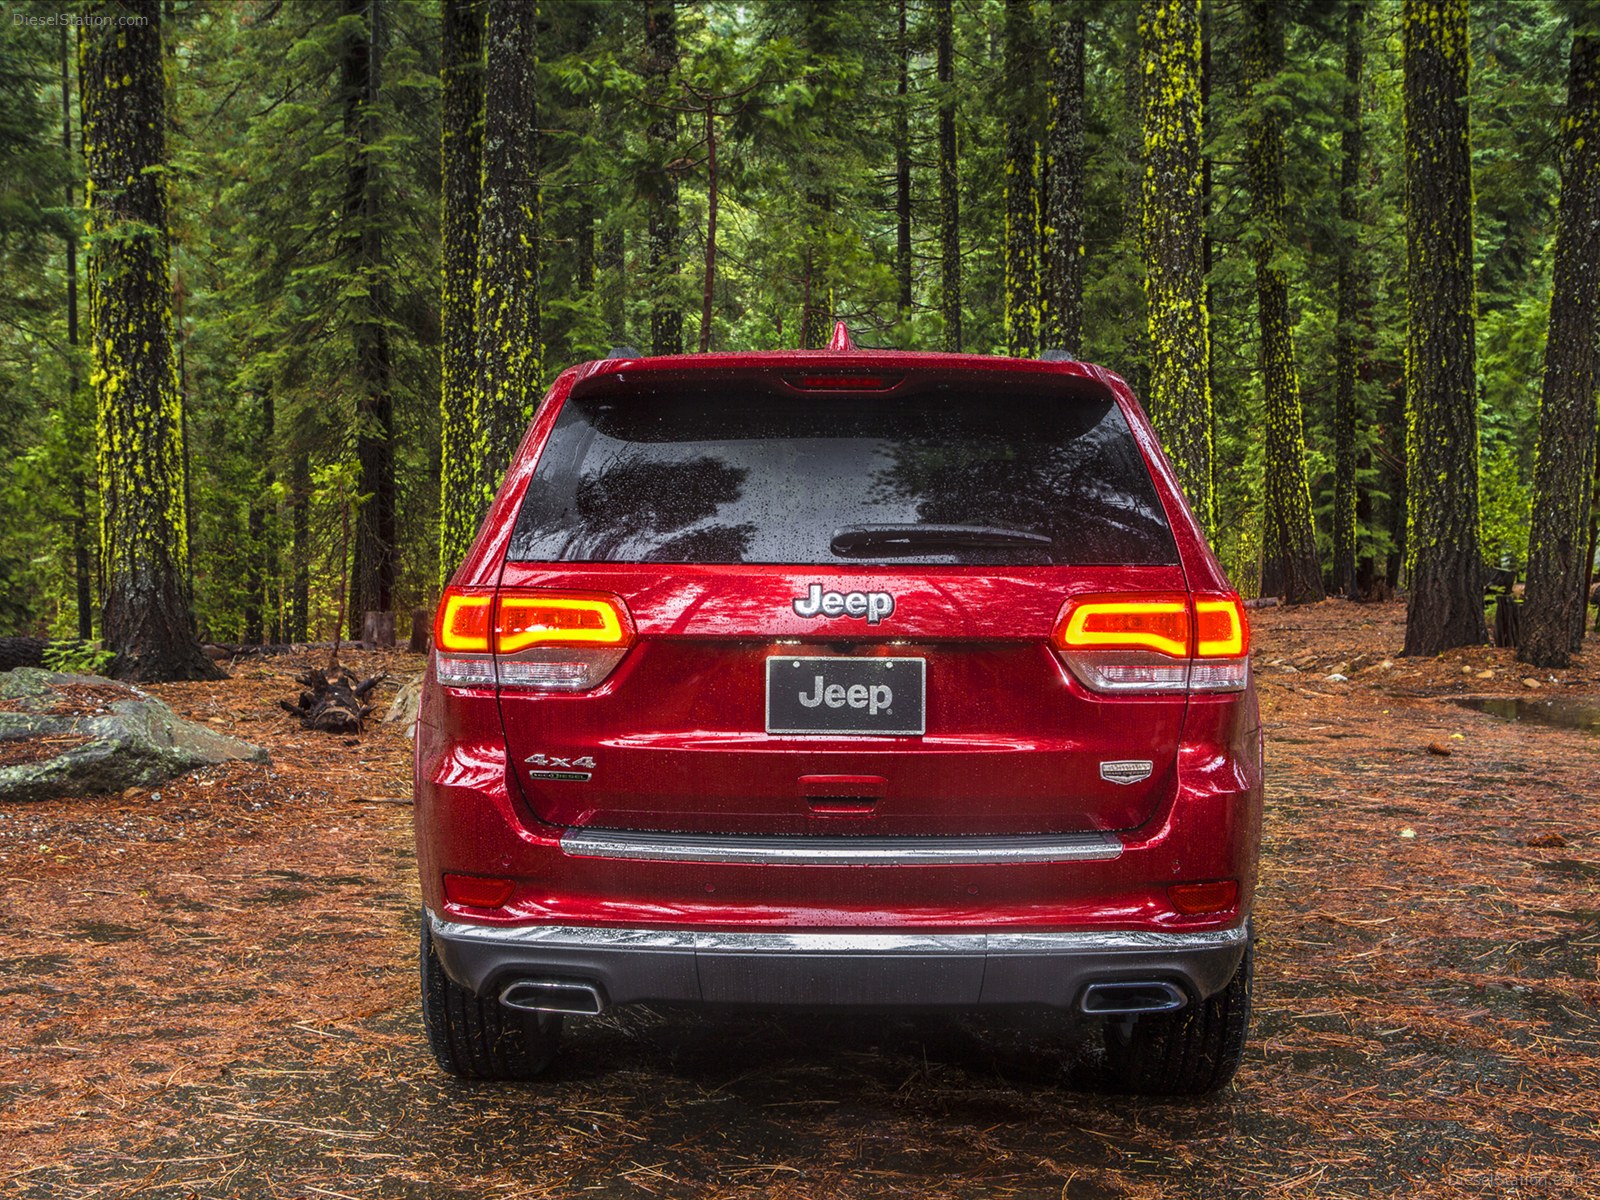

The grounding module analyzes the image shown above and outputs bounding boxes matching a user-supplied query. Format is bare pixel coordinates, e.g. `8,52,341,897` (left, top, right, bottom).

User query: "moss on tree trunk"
1247,0,1323,605
473,0,541,512
1138,0,1213,536
83,0,220,682
1401,0,1488,654
936,0,960,352
439,0,484,582
1044,13,1085,358
1520,32,1600,667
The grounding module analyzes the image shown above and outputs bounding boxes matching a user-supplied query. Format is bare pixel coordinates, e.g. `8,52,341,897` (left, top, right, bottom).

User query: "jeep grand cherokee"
414,334,1262,1095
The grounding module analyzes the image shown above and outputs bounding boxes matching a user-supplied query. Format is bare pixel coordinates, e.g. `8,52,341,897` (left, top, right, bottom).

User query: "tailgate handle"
801,775,885,814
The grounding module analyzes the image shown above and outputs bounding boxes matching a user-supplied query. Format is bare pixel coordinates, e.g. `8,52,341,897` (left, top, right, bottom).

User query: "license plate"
765,657,925,736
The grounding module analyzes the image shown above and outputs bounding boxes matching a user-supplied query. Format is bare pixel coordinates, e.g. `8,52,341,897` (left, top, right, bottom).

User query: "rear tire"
420,913,562,1080
1097,944,1252,1096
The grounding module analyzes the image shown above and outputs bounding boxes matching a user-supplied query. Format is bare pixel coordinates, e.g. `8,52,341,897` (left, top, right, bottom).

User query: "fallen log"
0,637,49,672
277,666,387,734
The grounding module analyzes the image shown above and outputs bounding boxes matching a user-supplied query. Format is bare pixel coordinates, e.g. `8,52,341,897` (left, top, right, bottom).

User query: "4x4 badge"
525,753,595,782
1100,760,1153,785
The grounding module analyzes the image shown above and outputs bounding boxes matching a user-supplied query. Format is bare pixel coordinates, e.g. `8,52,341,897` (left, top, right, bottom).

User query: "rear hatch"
494,364,1188,836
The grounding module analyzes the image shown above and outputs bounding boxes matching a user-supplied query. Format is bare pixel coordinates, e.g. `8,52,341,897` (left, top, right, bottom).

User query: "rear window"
507,375,1178,566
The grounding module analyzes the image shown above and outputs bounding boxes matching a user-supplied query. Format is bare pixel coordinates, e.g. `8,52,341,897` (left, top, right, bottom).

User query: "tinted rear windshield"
508,374,1178,566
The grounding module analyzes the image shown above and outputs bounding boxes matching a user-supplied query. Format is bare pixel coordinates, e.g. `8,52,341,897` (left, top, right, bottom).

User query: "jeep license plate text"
765,656,925,736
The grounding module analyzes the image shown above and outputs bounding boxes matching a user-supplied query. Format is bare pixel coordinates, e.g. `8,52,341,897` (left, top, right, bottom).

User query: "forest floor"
2,599,1599,1200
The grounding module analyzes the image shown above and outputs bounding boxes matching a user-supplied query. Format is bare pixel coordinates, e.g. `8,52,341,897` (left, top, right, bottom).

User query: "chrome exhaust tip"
1079,980,1188,1016
499,978,606,1016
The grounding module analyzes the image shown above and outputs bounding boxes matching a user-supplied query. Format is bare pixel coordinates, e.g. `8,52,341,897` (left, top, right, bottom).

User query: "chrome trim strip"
558,828,1124,866
428,911,1247,956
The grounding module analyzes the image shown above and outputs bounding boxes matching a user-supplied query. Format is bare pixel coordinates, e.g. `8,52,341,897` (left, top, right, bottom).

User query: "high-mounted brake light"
433,586,634,691
1052,593,1249,694
792,374,897,391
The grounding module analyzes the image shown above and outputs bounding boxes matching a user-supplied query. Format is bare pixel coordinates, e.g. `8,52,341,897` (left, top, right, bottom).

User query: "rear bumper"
427,909,1250,1012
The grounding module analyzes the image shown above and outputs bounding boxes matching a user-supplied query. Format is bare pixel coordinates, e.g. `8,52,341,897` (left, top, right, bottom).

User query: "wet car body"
415,343,1263,1093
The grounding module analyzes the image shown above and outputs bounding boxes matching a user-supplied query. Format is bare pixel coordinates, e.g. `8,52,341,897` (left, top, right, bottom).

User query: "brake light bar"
1055,597,1190,658
1052,593,1249,694
434,586,635,691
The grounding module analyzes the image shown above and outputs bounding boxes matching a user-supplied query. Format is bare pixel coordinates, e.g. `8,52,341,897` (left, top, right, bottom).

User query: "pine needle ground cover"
2,604,1597,1199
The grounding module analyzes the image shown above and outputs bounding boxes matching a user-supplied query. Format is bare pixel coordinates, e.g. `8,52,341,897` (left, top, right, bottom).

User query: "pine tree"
82,0,218,681
895,0,912,321
1331,0,1367,600
474,0,541,508
1247,0,1323,604
1519,29,1600,667
936,0,960,351
1044,7,1085,358
341,0,397,637
644,0,683,355
439,0,483,581
1402,0,1488,654
1002,0,1039,356
1139,0,1213,534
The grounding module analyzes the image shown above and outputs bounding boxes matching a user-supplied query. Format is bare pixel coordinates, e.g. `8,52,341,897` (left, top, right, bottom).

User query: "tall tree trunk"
644,0,682,355
1045,12,1085,357
936,0,961,351
1331,0,1366,600
1247,0,1324,604
1139,0,1213,535
1520,32,1600,667
244,388,274,645
895,0,912,321
601,226,625,345
341,0,396,639
1003,0,1039,357
82,0,219,682
438,0,483,583
698,97,718,353
62,26,92,642
1401,0,1487,654
290,449,310,643
474,0,541,510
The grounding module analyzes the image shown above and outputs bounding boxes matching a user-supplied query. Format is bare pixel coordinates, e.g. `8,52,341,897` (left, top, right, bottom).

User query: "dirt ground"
2,600,1598,1199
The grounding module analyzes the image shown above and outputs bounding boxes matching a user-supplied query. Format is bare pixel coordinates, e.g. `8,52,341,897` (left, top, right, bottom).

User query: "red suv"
414,336,1261,1095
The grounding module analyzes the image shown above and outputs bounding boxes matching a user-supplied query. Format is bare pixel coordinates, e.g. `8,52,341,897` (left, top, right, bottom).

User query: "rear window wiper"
830,524,1055,557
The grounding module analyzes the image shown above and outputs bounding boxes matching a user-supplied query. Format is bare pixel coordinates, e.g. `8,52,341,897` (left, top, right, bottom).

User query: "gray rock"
0,669,268,803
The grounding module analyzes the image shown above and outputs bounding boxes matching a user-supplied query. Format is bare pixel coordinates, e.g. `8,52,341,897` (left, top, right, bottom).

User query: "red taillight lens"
494,591,634,692
1168,879,1239,915
1195,596,1248,657
433,587,635,691
1052,593,1249,694
435,588,493,652
1054,596,1191,658
495,594,631,653
443,873,514,909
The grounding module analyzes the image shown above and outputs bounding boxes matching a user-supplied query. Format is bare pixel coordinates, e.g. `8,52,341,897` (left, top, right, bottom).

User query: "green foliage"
0,0,1584,633
42,640,115,676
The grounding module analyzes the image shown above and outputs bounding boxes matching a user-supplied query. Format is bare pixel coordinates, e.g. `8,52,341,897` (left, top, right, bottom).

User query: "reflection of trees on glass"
871,405,1177,565
530,456,753,561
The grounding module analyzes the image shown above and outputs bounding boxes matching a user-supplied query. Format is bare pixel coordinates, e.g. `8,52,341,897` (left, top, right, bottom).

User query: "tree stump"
362,611,396,649
278,667,386,734
408,607,430,653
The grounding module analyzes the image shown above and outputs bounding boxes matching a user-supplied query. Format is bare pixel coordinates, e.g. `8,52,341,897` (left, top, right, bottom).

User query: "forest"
0,0,1597,678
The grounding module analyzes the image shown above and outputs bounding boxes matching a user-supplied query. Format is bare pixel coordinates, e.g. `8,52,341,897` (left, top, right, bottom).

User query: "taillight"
1052,593,1249,694
433,586,634,692
1190,594,1249,692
